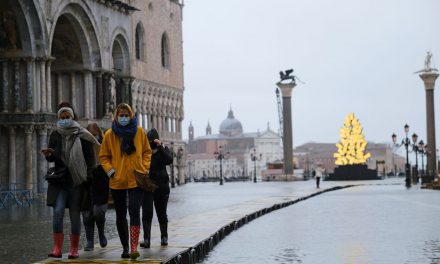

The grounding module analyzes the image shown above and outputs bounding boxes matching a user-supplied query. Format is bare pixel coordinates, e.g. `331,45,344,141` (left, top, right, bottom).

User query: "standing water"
202,184,440,264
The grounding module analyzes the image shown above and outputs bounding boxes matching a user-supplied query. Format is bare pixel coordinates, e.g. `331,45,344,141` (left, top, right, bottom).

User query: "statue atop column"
415,52,438,73
279,69,296,84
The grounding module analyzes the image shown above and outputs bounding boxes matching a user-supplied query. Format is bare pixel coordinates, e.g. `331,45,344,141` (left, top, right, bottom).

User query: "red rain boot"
48,233,64,258
68,234,80,259
130,226,140,260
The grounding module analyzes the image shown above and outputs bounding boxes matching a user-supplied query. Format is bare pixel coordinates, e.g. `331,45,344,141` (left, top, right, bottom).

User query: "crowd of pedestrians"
41,102,173,260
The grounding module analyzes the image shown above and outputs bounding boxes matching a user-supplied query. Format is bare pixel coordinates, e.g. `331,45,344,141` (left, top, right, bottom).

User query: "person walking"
140,128,173,248
82,123,109,251
41,107,100,259
99,103,152,260
315,164,323,189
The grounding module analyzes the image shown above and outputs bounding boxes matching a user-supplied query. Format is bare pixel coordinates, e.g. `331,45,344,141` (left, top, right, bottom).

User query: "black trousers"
142,186,170,224
111,187,143,226
316,177,321,188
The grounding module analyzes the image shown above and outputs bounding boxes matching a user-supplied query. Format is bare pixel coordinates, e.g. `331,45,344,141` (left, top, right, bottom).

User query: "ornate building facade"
187,109,283,181
0,0,185,193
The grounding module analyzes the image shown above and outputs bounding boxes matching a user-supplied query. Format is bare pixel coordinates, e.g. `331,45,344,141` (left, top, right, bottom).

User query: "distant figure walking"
315,164,324,189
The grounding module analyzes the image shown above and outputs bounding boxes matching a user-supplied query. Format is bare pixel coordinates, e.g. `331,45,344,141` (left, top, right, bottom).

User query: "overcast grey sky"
181,0,440,149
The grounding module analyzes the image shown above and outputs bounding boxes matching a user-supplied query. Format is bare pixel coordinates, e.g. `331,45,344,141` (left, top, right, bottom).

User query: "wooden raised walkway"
35,184,355,264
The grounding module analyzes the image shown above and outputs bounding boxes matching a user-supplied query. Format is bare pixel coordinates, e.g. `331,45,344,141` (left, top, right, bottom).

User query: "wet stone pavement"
1,178,437,263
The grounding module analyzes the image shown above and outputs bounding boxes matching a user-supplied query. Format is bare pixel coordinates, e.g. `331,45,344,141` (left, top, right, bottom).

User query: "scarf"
112,117,138,155
57,121,101,186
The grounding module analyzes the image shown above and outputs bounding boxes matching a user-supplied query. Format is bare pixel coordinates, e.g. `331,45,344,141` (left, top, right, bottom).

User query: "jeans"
111,188,143,226
53,185,83,235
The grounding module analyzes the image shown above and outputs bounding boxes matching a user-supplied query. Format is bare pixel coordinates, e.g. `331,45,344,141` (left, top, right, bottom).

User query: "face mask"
150,141,158,149
118,116,130,126
58,118,73,128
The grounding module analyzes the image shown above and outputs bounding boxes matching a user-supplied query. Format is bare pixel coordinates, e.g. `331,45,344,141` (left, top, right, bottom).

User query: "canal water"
202,184,440,264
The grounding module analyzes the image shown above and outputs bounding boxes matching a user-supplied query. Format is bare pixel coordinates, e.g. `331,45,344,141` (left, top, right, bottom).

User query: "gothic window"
161,32,170,68
135,23,145,60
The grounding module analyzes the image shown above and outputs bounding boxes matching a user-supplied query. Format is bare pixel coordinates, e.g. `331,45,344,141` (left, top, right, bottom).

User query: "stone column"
84,70,92,119
25,125,34,191
1,60,8,112
143,112,148,129
95,72,104,118
57,72,63,103
33,58,40,112
276,81,296,176
40,59,46,112
122,78,131,104
420,71,439,180
157,115,164,134
13,60,20,112
26,58,34,113
46,59,52,112
70,72,76,109
8,127,16,190
37,126,48,194
102,73,110,106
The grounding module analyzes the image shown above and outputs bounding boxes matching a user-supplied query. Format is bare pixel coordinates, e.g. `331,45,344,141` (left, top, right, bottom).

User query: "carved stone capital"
24,125,34,134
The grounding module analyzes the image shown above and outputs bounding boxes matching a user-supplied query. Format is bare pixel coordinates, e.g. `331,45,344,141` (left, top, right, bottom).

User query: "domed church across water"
186,108,283,181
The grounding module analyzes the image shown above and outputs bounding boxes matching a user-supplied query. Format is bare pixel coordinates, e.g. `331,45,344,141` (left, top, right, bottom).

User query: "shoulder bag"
134,170,158,192
45,166,67,184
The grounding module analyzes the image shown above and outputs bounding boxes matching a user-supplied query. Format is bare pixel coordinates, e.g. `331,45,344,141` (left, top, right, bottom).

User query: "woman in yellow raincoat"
99,103,151,260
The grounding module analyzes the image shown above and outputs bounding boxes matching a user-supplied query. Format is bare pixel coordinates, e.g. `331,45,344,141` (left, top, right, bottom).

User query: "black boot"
96,219,107,248
116,220,130,258
84,223,94,251
140,220,151,248
159,223,168,246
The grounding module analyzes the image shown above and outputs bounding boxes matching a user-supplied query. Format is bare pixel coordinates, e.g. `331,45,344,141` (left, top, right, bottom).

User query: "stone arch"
50,2,102,69
0,0,47,57
110,28,130,75
49,3,102,118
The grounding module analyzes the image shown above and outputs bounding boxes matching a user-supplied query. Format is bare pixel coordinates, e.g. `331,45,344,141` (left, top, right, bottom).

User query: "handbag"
134,170,158,192
45,166,67,184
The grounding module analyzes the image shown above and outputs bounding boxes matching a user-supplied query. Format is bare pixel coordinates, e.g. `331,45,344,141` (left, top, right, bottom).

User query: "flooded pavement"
1,179,434,264
202,184,440,264
0,181,311,263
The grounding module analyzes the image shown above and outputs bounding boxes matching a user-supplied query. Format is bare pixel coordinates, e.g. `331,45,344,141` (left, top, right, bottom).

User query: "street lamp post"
170,141,175,188
418,140,427,177
187,154,192,183
412,133,419,184
250,148,262,183
392,124,413,188
214,146,229,185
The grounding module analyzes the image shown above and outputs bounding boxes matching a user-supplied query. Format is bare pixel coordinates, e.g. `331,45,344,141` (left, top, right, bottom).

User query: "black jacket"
91,165,109,205
45,131,95,208
149,145,173,190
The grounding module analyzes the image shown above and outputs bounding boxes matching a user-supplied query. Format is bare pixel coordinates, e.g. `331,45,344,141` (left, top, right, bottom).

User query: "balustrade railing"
0,183,35,209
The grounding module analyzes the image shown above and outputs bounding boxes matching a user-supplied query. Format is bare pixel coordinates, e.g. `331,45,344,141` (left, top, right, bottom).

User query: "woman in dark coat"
82,123,109,251
41,107,100,259
141,128,174,248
